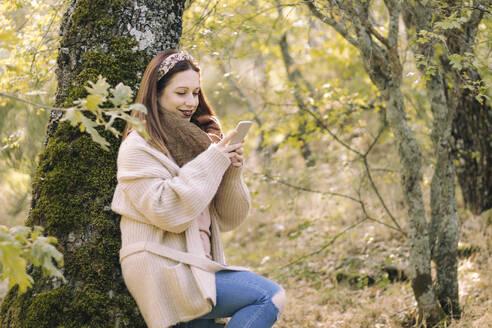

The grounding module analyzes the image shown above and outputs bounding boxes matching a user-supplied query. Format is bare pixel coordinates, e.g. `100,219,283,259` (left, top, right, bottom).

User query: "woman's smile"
179,109,193,118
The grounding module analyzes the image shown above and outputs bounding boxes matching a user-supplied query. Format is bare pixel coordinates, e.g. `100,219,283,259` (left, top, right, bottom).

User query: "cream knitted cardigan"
111,131,251,328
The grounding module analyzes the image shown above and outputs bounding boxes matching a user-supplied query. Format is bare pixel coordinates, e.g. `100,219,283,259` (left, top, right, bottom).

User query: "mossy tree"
0,0,186,326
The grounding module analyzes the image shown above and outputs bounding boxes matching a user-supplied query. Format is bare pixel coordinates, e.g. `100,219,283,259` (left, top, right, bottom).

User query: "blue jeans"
173,270,285,328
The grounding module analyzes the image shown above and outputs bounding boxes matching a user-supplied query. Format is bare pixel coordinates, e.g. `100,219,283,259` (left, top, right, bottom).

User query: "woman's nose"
184,94,197,107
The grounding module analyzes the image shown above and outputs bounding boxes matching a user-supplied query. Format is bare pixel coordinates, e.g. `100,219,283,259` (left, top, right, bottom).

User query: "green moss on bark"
66,37,147,105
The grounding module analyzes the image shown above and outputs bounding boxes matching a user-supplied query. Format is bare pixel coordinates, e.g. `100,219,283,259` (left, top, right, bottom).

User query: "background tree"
0,0,186,326
401,1,490,317
304,0,442,323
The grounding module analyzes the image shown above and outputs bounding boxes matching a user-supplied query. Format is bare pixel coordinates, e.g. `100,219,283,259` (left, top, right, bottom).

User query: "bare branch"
464,0,486,31
255,169,360,203
363,156,404,232
299,102,364,156
0,92,64,111
384,0,400,49
356,185,404,233
364,121,386,156
279,27,403,233
344,0,391,49
30,6,61,73
217,62,263,126
271,217,368,274
305,0,359,47
247,168,406,235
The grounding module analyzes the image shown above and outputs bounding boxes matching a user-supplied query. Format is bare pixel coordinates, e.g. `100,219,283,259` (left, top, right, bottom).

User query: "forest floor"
223,161,492,328
1,150,490,327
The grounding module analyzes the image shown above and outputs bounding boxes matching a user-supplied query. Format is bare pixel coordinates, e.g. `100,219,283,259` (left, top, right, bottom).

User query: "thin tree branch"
364,121,386,156
362,157,404,232
30,6,61,74
303,103,364,156
270,64,403,233
271,216,368,274
252,169,360,203
247,168,406,235
343,0,391,49
355,180,401,232
384,0,400,49
217,62,263,127
306,0,359,47
0,92,63,111
276,9,402,232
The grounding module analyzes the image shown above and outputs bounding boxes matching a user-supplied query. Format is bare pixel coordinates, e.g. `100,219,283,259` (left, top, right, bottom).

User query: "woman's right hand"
216,130,244,167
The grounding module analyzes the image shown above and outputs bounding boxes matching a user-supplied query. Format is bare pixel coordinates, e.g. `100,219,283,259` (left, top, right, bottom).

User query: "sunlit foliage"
1,0,63,226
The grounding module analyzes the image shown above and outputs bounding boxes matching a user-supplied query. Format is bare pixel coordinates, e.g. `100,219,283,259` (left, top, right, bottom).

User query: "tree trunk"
385,86,444,326
0,1,185,326
401,1,491,316
433,6,487,311
426,71,461,318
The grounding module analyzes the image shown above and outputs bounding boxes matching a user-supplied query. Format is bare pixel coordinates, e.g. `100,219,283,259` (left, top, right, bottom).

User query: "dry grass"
222,140,492,328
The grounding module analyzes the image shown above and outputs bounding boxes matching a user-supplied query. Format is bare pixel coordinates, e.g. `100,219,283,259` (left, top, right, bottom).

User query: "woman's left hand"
231,144,244,167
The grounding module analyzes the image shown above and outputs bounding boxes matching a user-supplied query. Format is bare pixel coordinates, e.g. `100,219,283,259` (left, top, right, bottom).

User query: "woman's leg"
180,270,286,328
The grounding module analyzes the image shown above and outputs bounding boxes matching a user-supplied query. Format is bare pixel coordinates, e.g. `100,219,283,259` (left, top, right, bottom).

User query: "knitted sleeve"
113,139,231,233
213,166,251,232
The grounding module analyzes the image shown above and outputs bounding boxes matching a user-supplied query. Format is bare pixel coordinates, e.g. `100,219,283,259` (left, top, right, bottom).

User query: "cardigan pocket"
121,251,212,326
159,261,212,318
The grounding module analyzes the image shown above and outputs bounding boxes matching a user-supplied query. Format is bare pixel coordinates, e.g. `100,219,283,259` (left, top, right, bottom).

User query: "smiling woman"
111,50,286,328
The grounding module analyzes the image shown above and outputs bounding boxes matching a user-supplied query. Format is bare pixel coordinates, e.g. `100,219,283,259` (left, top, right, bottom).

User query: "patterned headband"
157,51,199,80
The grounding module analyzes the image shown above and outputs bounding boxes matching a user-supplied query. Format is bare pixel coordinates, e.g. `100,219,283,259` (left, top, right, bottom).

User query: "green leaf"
80,115,110,151
449,54,464,70
60,108,83,126
84,75,110,98
0,241,33,294
31,237,65,282
109,83,133,106
129,103,147,114
85,94,104,111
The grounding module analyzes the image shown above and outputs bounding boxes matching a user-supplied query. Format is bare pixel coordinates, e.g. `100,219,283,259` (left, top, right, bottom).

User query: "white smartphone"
230,121,253,145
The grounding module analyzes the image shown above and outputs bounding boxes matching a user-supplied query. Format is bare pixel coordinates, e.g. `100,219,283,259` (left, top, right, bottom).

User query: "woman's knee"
271,287,287,315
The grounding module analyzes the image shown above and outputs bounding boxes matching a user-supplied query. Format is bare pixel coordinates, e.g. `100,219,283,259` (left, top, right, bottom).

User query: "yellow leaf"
85,94,102,111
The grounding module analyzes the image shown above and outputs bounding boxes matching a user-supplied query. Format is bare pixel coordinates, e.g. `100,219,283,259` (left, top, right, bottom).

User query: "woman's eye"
176,92,185,95
193,92,200,96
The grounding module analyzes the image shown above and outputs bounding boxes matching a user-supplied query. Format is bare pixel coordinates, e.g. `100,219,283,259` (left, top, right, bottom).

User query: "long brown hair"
122,50,222,155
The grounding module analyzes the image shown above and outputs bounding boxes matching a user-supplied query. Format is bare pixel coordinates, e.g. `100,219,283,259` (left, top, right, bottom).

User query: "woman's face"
157,69,200,121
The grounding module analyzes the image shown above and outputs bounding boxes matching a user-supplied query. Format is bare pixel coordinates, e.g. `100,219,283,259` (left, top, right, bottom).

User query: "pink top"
197,207,212,260
166,151,212,259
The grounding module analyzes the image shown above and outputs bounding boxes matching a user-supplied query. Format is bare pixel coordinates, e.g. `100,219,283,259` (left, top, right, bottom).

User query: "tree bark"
0,1,185,327
306,0,444,324
427,69,461,317
385,85,444,325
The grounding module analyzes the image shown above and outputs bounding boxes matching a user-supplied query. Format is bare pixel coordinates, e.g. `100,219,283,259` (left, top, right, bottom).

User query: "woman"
111,50,286,328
